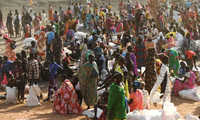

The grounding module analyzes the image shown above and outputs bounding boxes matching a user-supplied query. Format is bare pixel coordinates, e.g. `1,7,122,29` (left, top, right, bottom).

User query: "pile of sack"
127,102,199,120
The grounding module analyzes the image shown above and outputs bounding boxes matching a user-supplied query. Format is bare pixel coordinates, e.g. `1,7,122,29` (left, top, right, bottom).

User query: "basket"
145,42,155,49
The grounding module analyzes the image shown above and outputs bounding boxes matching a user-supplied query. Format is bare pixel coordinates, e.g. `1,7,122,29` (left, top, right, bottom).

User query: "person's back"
129,89,143,111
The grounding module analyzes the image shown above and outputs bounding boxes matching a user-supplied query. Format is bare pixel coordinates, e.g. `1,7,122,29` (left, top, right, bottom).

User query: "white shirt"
42,13,46,22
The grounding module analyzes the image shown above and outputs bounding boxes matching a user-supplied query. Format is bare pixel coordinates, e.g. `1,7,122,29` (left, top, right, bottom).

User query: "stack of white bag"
74,32,86,40
23,38,37,47
25,84,41,106
127,102,181,120
178,86,200,101
82,108,103,118
6,86,17,104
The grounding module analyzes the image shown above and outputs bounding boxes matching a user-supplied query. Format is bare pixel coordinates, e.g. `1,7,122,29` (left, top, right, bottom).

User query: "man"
41,10,46,27
150,55,171,106
59,7,64,22
127,0,132,12
28,53,39,85
185,50,198,69
47,27,55,45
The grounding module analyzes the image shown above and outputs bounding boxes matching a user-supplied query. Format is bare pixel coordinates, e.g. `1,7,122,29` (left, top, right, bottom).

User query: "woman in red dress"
53,75,82,114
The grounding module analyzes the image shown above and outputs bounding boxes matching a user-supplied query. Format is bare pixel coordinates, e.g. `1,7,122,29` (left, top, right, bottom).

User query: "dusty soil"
0,0,200,120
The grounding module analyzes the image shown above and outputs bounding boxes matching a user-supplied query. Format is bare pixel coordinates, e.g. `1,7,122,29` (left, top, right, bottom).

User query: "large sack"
178,86,200,101
74,32,86,38
32,84,42,96
127,109,181,120
25,86,41,106
184,112,200,120
6,86,17,104
23,38,36,44
74,35,82,40
127,110,141,120
112,36,118,43
26,41,37,47
161,102,177,120
138,109,162,120
149,91,163,104
76,23,84,30
82,108,103,118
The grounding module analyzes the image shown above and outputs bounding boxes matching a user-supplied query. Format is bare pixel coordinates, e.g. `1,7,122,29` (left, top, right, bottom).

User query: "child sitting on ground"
140,81,150,109
13,60,25,103
72,77,82,105
94,91,109,120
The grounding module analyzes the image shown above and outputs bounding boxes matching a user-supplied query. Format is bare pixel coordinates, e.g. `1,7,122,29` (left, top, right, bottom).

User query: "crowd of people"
0,0,200,119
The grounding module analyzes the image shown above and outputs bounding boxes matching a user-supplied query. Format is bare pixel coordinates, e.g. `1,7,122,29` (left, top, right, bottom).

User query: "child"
13,60,25,103
140,81,150,109
30,41,37,53
44,56,62,101
72,77,82,105
46,44,52,62
94,91,109,120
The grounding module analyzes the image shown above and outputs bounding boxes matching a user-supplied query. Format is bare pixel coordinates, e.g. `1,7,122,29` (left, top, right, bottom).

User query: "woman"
37,27,46,60
53,75,82,114
134,38,146,70
52,33,62,64
144,48,157,94
14,14,20,37
33,15,40,33
3,34,16,62
6,13,14,37
164,48,180,77
128,81,143,112
107,72,127,120
78,55,99,109
48,4,53,21
0,10,4,36
174,70,196,96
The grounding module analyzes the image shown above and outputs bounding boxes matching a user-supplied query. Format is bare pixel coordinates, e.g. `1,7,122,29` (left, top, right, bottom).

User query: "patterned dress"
145,49,157,93
4,39,16,62
78,62,99,106
52,36,62,63
37,31,46,59
53,79,82,114
134,44,146,69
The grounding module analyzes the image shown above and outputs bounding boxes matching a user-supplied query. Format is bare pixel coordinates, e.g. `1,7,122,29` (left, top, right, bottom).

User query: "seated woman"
53,75,82,114
174,66,196,96
178,61,187,77
128,81,143,112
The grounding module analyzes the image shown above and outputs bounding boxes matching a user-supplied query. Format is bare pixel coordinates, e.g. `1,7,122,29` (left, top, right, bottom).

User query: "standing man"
59,7,64,22
28,53,39,85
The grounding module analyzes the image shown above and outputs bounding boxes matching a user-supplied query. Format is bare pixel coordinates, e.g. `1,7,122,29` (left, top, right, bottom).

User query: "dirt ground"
0,0,200,120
